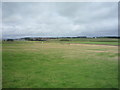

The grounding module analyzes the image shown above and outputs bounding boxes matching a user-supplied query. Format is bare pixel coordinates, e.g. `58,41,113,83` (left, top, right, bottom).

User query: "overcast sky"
2,2,118,39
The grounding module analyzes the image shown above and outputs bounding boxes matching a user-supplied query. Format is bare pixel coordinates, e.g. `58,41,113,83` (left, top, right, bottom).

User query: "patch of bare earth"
87,50,108,53
69,43,117,47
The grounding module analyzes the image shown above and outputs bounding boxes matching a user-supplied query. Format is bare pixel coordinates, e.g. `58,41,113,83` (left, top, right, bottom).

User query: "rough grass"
2,41,118,88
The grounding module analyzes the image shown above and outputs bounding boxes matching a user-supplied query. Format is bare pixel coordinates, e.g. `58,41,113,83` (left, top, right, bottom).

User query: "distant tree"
24,37,32,41
7,39,14,41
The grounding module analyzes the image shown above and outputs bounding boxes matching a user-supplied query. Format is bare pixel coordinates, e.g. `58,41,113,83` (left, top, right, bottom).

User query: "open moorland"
2,38,119,88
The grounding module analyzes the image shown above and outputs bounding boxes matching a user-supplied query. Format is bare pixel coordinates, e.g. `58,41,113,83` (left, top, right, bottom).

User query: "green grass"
33,38,119,45
2,40,118,88
56,38,119,45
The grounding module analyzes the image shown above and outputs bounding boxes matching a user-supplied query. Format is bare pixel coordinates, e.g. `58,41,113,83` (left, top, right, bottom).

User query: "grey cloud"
2,2,118,39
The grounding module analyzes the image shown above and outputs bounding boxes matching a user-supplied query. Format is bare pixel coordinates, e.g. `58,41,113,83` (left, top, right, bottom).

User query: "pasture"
2,38,118,88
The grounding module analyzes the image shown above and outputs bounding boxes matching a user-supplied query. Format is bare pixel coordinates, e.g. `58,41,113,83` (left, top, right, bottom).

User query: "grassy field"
2,39,118,88
45,38,119,45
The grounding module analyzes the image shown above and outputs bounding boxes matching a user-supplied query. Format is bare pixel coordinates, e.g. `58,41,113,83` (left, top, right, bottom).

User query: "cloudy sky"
2,2,118,39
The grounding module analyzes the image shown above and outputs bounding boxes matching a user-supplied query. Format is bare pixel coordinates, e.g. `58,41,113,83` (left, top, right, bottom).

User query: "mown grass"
32,38,118,45
53,38,119,45
2,40,118,88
